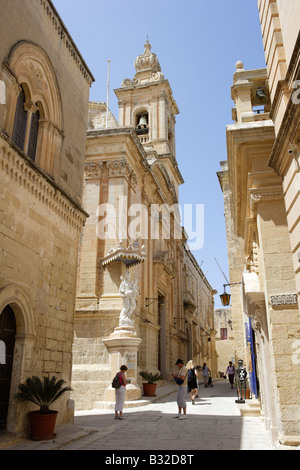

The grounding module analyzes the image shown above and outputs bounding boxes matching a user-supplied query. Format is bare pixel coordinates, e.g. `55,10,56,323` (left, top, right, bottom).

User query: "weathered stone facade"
218,0,300,447
0,0,93,434
72,42,216,410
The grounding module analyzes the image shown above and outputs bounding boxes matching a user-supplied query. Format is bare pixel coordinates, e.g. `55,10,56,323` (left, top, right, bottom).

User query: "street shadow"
74,409,245,450
72,382,265,450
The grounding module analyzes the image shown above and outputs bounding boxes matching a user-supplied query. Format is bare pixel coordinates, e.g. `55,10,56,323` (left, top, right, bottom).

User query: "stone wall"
0,0,92,433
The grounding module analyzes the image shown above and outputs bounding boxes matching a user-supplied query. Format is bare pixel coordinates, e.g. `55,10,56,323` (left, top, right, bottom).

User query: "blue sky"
52,0,266,306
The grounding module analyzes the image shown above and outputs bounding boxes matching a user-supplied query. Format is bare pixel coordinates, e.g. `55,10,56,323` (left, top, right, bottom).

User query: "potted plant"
15,375,72,441
139,371,163,397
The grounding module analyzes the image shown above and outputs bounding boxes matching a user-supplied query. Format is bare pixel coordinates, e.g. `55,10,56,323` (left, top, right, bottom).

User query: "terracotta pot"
142,383,157,397
28,410,58,441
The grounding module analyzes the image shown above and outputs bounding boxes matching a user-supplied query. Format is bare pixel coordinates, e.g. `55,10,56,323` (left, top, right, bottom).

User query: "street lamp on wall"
219,282,242,307
220,286,231,307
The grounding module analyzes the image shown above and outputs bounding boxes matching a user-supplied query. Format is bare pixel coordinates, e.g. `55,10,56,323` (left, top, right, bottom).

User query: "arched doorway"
0,305,16,430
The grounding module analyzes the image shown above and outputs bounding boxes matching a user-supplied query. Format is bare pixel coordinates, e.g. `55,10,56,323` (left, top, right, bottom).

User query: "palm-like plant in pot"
139,371,163,397
15,375,72,441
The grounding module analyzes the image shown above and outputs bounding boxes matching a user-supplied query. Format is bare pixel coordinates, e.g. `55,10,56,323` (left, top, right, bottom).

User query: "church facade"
71,42,216,409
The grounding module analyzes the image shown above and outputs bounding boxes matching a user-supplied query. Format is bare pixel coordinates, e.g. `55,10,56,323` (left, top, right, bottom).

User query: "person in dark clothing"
186,360,198,405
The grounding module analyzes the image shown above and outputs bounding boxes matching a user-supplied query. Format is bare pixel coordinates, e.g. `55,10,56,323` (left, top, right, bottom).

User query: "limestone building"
218,0,300,447
72,41,216,410
0,0,93,434
214,307,234,376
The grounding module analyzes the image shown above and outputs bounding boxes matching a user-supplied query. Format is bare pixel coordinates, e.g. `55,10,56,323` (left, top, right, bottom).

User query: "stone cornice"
115,79,179,115
226,120,276,236
249,186,283,216
87,127,150,172
157,153,184,185
40,0,95,86
0,131,88,231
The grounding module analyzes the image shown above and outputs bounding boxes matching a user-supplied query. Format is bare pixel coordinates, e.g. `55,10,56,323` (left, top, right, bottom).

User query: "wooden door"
0,306,16,430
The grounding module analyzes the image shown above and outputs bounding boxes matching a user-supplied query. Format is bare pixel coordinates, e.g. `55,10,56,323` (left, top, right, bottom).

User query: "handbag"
173,372,187,385
174,377,184,385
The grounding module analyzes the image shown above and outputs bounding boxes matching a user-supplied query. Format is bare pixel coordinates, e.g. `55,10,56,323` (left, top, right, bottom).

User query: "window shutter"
220,328,228,340
27,108,40,161
12,88,27,151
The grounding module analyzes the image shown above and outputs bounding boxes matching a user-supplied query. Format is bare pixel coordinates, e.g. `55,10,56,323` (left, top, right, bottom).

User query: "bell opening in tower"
136,112,149,135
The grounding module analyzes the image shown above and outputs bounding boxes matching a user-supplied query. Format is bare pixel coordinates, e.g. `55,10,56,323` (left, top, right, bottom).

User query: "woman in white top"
225,361,235,389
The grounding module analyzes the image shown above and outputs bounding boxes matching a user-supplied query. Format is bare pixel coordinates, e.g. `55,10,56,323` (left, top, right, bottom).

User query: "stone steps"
237,398,261,417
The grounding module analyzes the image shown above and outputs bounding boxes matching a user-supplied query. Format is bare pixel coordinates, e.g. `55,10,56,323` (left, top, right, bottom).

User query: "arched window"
135,111,149,135
27,107,40,162
12,86,41,162
6,42,63,174
12,86,27,151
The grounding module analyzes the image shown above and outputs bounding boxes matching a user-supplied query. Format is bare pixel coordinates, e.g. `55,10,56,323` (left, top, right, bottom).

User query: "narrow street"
5,380,275,451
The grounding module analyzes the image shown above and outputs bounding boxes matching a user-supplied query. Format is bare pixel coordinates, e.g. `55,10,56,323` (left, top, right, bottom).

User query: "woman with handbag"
171,359,188,419
114,365,129,420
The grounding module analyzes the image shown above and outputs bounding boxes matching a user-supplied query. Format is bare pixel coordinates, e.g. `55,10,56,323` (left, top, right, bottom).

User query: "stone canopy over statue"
118,270,138,327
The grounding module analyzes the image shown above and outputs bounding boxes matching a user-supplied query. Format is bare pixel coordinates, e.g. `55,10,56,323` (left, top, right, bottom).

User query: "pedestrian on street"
171,358,188,419
202,363,211,387
186,360,198,405
225,361,235,389
114,365,129,420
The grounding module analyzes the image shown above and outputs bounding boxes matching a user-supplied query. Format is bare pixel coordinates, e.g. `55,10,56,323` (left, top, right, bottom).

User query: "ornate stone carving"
121,41,164,88
121,78,138,88
101,240,146,267
27,61,49,91
250,188,283,215
134,40,161,74
106,159,132,179
245,240,259,274
152,72,164,81
84,161,103,179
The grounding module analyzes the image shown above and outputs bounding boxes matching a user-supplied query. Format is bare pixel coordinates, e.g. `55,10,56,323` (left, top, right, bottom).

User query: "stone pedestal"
103,325,142,402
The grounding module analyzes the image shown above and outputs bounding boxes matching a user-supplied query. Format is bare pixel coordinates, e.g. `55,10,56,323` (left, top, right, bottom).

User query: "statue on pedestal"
103,270,141,402
118,270,138,327
235,359,248,403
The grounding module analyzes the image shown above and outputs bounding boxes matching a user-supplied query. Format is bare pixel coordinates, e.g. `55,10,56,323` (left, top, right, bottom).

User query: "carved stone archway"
0,284,36,432
4,41,63,174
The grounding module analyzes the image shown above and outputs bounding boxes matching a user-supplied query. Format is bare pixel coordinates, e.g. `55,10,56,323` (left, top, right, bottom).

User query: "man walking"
171,359,188,419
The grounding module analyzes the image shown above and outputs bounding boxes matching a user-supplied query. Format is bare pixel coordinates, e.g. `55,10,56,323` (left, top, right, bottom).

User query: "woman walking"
114,365,129,419
202,363,211,387
225,361,235,389
186,360,198,405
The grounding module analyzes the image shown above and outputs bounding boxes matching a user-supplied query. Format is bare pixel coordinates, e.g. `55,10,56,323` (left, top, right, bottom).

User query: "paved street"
4,379,277,452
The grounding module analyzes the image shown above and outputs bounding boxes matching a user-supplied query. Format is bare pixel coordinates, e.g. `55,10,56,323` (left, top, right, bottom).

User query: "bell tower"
114,40,183,189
